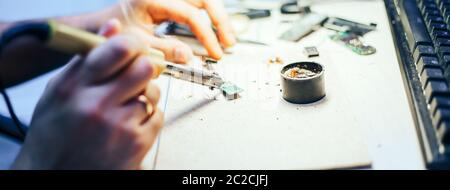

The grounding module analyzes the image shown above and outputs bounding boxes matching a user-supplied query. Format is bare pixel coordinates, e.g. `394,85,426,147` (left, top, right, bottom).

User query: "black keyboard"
386,0,450,169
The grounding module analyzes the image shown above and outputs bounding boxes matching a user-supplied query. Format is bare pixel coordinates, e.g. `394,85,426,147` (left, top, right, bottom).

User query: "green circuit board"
330,32,376,55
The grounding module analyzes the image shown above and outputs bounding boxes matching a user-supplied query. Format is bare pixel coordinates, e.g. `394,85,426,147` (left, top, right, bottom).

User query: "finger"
120,97,153,125
186,0,236,47
147,0,223,59
147,36,193,63
144,82,161,108
139,108,164,140
82,35,141,84
47,55,84,89
122,26,193,63
98,18,123,37
101,55,155,104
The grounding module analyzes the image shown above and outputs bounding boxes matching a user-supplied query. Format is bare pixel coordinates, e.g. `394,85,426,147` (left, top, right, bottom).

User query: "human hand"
119,0,236,60
12,20,164,170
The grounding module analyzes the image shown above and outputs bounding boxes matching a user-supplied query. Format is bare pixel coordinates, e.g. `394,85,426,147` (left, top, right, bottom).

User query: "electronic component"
197,56,242,100
303,46,320,57
156,22,267,46
280,1,311,14
202,56,218,64
330,32,376,55
229,7,271,19
241,9,271,19
280,12,328,42
324,17,377,36
220,82,244,100
201,56,217,73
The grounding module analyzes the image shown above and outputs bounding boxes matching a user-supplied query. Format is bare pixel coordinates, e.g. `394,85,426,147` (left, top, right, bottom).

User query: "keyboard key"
416,56,441,74
423,2,438,11
442,2,450,9
439,45,450,56
426,10,442,22
445,13,450,24
427,15,445,26
430,96,450,115
443,5,450,17
424,80,450,103
444,5,450,14
438,122,450,144
433,30,450,39
420,68,444,88
436,38,450,46
423,5,439,13
400,0,434,51
443,55,450,67
431,23,448,33
425,7,442,17
438,0,450,9
414,45,435,63
433,108,450,127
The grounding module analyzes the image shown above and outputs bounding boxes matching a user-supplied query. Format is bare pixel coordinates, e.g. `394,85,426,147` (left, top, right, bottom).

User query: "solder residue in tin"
284,66,319,79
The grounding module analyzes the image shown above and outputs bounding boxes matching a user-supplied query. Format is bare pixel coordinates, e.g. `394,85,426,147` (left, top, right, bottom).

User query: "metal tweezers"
163,63,225,89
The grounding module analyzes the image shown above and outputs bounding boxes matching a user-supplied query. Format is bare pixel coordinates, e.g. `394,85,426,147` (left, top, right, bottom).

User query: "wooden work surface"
141,0,425,169
149,44,372,169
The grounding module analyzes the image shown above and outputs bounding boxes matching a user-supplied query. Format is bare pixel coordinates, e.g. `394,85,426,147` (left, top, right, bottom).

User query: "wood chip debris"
268,56,284,64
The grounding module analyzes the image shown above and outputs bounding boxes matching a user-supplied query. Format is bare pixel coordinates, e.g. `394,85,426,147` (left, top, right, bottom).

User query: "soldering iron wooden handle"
46,21,166,79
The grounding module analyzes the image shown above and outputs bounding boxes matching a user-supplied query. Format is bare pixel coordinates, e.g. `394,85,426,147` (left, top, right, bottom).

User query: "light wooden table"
0,0,425,169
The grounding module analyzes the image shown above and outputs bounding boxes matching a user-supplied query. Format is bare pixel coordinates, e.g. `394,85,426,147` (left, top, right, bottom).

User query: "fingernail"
139,57,157,78
227,35,237,47
226,29,237,44
99,18,122,37
174,47,194,63
174,48,186,62
226,26,237,45
212,48,224,60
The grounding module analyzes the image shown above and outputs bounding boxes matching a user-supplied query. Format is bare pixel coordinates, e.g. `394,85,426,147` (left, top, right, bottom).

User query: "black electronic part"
280,1,311,14
243,9,271,19
324,17,377,36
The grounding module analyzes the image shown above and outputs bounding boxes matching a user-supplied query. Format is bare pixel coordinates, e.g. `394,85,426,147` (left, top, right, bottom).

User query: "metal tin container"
281,62,325,104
